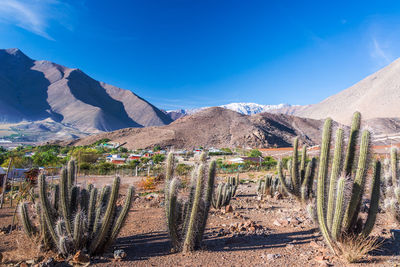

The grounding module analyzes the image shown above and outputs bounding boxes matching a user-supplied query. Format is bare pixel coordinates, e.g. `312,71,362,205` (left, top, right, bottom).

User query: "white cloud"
0,0,72,40
370,37,391,66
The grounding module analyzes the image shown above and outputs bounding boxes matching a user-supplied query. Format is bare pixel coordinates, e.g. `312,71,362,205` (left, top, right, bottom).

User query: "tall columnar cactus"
211,182,233,209
315,112,381,253
257,175,281,197
18,160,134,257
383,147,400,223
277,137,316,202
226,174,239,197
164,152,216,253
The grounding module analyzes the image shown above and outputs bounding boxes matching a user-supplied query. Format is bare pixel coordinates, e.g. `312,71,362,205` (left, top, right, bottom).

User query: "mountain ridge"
0,48,172,136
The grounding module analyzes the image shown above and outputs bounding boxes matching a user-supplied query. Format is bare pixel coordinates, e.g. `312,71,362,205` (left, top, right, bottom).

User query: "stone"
113,249,127,260
71,251,90,264
225,205,233,213
274,192,283,200
273,220,282,227
266,253,281,260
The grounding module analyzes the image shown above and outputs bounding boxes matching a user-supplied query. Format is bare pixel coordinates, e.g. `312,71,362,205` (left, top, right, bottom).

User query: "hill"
67,107,334,149
0,48,172,137
295,58,400,124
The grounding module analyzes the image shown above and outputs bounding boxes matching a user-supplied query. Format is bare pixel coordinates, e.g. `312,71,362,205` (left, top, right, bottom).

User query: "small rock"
266,253,281,260
71,250,90,264
273,220,282,227
26,259,36,265
114,249,127,260
19,263,28,267
225,205,233,213
274,192,283,200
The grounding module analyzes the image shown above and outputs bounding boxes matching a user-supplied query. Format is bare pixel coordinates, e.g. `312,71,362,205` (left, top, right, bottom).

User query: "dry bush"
139,176,157,190
337,234,382,263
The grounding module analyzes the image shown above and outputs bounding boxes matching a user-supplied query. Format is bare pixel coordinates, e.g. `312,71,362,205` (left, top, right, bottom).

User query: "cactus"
383,147,400,223
211,183,232,209
315,112,381,253
226,174,239,197
278,137,316,202
164,152,216,253
18,160,134,257
257,175,282,197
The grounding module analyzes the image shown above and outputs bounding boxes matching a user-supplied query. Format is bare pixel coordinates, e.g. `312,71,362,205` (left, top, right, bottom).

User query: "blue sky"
1,1,400,110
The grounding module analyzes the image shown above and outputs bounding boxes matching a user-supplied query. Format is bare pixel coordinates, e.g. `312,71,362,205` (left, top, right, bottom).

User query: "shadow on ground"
113,228,318,261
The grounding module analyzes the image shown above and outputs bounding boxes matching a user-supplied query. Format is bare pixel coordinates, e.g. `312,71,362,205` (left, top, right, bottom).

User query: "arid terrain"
0,173,399,267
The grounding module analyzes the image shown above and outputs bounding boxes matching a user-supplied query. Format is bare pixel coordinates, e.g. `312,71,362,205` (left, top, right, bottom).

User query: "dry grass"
337,234,382,263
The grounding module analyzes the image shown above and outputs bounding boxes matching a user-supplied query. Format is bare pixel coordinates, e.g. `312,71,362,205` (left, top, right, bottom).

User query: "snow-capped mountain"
165,102,300,120
219,103,292,115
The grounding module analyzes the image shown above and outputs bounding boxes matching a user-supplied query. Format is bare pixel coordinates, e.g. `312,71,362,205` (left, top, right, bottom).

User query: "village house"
106,154,126,164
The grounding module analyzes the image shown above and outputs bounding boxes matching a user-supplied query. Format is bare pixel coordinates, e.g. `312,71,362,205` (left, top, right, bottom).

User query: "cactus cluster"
383,147,400,223
212,183,233,209
226,175,239,197
164,152,216,253
277,137,316,202
257,175,281,197
315,112,381,253
18,160,134,256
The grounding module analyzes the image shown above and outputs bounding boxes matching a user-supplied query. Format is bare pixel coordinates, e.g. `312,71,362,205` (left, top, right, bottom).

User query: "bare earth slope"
296,58,400,124
67,107,330,149
0,48,172,133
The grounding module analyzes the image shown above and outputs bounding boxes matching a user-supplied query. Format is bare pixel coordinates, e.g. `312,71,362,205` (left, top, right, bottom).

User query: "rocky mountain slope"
164,102,303,120
67,107,336,149
295,58,400,124
0,48,171,135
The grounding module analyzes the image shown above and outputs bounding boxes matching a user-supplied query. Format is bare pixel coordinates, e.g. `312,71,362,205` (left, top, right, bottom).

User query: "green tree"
152,154,166,164
248,149,262,158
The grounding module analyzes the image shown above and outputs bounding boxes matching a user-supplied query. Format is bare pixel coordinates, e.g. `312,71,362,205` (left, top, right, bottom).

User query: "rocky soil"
0,174,399,266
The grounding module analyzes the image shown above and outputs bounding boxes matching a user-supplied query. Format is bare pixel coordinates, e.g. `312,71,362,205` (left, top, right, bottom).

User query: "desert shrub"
139,176,157,190
175,163,193,176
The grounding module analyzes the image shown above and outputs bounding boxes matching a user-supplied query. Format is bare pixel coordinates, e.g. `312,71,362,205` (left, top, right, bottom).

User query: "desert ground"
0,173,399,267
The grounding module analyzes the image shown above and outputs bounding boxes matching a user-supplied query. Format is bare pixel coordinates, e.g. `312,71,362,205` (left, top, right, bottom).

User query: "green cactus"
211,183,232,209
164,152,216,253
18,160,134,257
226,174,239,197
383,147,400,224
315,112,381,253
257,175,282,198
278,137,316,202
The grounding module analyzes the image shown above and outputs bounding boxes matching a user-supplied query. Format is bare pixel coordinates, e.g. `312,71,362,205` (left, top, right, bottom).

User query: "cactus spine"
315,112,381,253
278,137,316,202
165,152,216,253
18,160,134,256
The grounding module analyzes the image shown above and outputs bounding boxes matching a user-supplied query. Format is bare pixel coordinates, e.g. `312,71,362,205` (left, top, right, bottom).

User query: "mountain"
0,48,172,136
67,107,334,149
295,58,400,124
164,102,302,120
